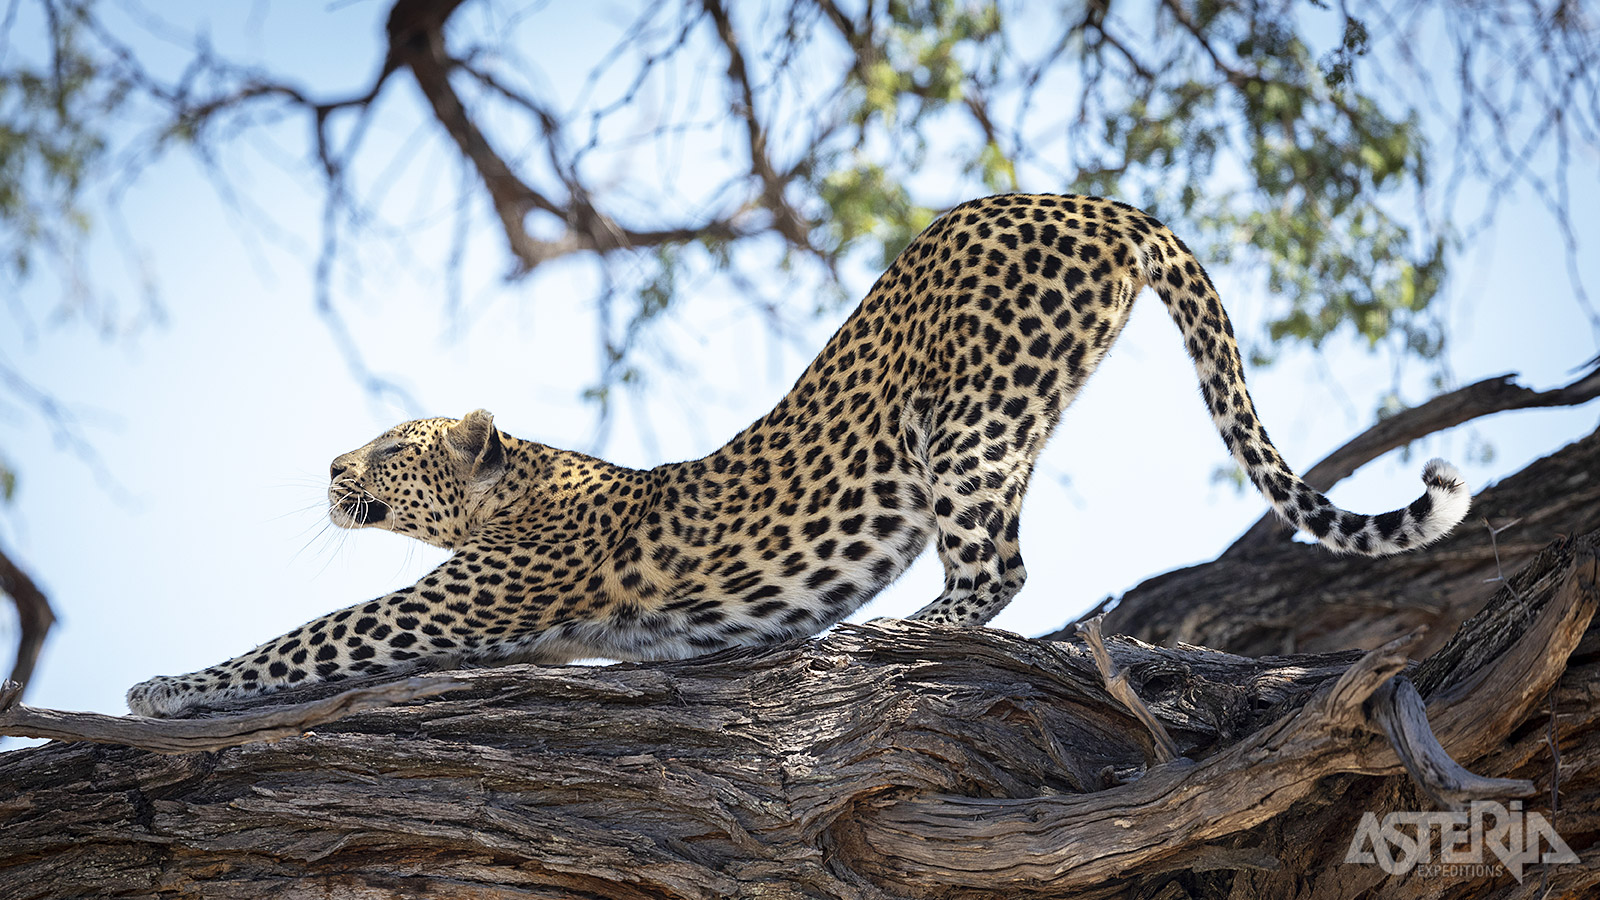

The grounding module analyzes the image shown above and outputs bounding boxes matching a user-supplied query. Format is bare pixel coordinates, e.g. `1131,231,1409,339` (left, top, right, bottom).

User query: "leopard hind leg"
906,404,1040,626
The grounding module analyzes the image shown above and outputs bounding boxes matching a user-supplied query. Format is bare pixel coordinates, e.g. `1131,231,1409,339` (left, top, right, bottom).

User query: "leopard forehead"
337,418,460,485
355,417,456,452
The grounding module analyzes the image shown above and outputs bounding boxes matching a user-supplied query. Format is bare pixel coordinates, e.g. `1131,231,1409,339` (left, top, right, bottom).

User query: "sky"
1,2,1597,733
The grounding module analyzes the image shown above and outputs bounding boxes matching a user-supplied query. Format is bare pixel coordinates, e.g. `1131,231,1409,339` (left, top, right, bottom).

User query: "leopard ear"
446,409,506,483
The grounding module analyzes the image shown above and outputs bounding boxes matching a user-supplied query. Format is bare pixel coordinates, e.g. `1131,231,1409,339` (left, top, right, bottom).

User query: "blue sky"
1,2,1596,728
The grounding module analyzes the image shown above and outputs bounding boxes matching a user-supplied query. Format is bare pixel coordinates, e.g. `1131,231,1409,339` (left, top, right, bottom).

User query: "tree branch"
702,0,818,255
384,0,570,272
1226,360,1600,557
1369,675,1534,810
0,675,468,753
0,542,53,691
845,540,1594,891
382,0,753,277
3,524,1593,896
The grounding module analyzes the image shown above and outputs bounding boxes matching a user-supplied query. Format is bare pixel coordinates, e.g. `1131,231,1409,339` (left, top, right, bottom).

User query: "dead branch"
1075,420,1600,660
1077,614,1178,762
1368,676,1534,810
0,675,468,754
1226,361,1600,556
0,542,53,692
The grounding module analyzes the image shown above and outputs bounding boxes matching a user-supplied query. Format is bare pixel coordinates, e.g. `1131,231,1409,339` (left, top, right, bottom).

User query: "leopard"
126,193,1470,717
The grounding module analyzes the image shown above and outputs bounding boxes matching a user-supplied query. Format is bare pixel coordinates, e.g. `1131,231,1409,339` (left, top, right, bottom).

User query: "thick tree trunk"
3,425,1598,898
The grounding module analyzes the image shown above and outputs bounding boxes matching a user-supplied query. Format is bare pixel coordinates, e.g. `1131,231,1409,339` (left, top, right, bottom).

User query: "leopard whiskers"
289,480,373,571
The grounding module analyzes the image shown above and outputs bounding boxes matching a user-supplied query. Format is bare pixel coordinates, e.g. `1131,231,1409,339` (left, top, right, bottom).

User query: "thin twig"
1076,614,1179,763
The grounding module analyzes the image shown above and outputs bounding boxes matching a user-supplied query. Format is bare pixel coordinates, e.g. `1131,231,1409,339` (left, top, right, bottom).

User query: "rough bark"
2,426,1598,898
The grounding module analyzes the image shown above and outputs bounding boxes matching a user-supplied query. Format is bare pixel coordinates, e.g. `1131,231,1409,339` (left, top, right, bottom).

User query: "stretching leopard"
127,194,1469,716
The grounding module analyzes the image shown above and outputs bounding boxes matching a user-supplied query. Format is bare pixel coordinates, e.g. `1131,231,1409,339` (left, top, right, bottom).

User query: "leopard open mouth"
331,492,390,526
350,498,389,525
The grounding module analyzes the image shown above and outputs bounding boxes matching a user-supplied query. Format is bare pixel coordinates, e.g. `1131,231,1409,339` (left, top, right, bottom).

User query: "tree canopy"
4,0,1597,414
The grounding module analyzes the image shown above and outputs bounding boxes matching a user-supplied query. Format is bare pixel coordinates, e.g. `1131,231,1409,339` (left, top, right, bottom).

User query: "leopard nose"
330,461,349,480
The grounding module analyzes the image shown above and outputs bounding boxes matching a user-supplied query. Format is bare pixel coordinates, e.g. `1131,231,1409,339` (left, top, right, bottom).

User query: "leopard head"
327,409,509,549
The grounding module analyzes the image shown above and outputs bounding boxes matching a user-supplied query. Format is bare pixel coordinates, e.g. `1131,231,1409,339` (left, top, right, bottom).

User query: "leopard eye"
374,442,405,460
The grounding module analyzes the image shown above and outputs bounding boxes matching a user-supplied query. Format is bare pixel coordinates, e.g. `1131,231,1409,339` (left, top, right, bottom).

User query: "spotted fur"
127,194,1469,717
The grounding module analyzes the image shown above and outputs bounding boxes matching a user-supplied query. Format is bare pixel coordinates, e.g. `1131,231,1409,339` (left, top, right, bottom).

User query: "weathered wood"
1368,677,1534,810
3,426,1598,898
843,541,1595,893
1,532,1595,897
0,676,470,754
